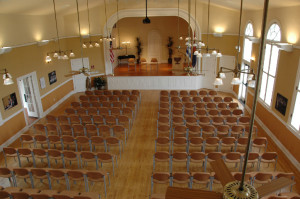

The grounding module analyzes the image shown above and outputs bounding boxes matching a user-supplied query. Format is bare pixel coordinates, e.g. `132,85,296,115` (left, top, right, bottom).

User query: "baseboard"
42,90,75,118
244,105,300,172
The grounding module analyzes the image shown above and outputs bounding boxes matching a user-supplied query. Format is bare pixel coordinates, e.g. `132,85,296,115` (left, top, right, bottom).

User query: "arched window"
259,23,281,106
239,22,254,103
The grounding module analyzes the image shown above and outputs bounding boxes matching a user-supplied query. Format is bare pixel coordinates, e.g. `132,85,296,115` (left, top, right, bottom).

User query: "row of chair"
84,89,140,97
158,124,258,139
64,107,135,120
150,171,295,195
160,96,235,105
0,186,100,199
78,96,140,108
160,90,221,97
70,100,137,110
0,167,109,196
153,151,278,172
2,148,117,175
161,108,244,117
158,116,252,129
155,136,267,153
34,121,130,137
18,134,123,154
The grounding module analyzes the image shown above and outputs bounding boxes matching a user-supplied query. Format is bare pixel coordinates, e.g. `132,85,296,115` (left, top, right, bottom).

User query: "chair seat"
22,188,40,194
39,190,59,196
151,193,166,199
3,187,22,193
60,190,80,197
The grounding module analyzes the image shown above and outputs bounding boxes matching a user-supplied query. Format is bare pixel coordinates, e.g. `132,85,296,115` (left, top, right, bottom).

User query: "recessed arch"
102,8,202,74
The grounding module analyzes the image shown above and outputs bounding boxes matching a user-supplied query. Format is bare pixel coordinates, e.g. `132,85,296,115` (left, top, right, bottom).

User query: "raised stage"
108,63,222,90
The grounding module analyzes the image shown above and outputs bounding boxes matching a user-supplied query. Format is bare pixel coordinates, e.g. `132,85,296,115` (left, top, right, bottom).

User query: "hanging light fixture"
195,0,222,58
214,0,256,87
1,69,14,85
45,0,74,63
82,0,101,49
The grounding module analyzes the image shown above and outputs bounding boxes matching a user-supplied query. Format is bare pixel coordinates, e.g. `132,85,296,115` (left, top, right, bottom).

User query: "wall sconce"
37,40,49,46
0,47,12,55
247,36,260,43
274,43,293,52
251,57,255,62
213,32,223,37
1,68,14,85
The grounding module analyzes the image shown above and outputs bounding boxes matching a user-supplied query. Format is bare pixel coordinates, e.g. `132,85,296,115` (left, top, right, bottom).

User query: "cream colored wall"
113,16,189,62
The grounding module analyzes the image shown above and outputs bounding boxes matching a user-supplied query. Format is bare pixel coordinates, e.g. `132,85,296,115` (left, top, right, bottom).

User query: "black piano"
118,55,135,61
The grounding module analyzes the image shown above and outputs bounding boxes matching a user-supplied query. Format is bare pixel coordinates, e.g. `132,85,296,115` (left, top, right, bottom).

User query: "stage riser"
107,76,215,90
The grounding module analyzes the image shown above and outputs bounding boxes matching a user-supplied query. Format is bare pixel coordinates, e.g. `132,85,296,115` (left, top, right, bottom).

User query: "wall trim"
41,79,73,99
247,89,300,140
0,109,24,126
41,90,75,118
244,104,300,172
0,118,39,152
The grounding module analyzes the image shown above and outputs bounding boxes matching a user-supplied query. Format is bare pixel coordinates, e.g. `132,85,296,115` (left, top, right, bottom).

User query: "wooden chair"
153,151,170,172
170,152,188,172
90,136,106,152
190,172,211,190
62,150,80,169
188,137,204,153
97,152,117,175
150,58,158,70
106,137,123,158
155,137,171,152
224,152,242,171
128,58,136,71
150,172,170,196
80,152,97,169
85,171,109,196
3,147,19,167
188,152,206,172
172,172,190,188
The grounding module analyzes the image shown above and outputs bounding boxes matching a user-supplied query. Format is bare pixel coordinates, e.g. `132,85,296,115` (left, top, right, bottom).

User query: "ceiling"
0,0,300,15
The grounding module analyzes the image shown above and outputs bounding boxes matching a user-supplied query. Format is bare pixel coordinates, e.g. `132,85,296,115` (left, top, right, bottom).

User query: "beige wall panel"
0,111,26,145
41,80,74,112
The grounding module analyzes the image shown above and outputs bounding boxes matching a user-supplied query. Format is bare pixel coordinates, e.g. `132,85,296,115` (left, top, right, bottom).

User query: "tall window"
239,23,253,103
291,78,300,131
259,23,281,106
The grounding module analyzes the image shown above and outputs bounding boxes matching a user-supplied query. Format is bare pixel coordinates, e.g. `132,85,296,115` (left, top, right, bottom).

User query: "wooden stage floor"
113,63,189,76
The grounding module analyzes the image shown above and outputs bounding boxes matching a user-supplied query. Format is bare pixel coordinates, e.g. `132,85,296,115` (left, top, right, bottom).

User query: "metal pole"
75,0,85,67
52,0,61,52
236,0,243,71
239,0,269,191
206,0,210,52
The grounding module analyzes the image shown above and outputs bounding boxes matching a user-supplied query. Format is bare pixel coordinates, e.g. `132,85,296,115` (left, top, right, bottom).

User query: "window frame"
239,22,254,103
288,57,300,133
259,22,281,107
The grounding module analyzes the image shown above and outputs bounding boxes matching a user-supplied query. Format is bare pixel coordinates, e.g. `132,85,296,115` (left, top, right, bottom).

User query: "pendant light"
1,69,13,85
45,0,75,63
214,0,256,87
82,0,100,48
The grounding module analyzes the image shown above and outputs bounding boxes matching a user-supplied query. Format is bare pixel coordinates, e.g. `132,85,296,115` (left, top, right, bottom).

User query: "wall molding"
0,109,24,127
247,90,300,140
244,104,300,172
42,90,75,118
41,79,73,99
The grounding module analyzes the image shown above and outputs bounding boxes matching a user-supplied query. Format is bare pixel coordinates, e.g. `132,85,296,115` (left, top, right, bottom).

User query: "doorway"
148,30,162,62
17,73,40,125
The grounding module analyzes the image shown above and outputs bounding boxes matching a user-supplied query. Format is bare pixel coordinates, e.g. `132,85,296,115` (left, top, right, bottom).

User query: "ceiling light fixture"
45,0,74,63
214,0,256,87
82,0,100,49
1,68,13,85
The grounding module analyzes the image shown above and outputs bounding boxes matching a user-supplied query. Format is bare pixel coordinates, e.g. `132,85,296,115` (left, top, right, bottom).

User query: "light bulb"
194,51,199,55
53,52,58,58
217,53,222,57
46,55,52,63
231,77,241,85
3,73,13,85
69,51,75,57
95,42,100,47
89,43,93,48
63,54,69,60
212,50,217,55
100,39,103,42
248,80,256,88
214,77,223,86
219,72,226,78
83,43,87,48
179,36,183,40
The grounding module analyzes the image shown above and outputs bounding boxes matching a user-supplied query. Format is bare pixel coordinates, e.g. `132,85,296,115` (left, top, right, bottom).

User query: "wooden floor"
113,63,189,76
0,90,299,198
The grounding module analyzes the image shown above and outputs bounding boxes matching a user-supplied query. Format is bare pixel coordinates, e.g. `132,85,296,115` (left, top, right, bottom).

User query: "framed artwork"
2,93,18,110
48,71,57,85
275,93,288,116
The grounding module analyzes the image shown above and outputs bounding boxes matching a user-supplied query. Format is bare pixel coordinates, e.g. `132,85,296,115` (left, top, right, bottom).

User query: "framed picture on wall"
2,93,18,111
48,71,57,85
275,93,288,116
